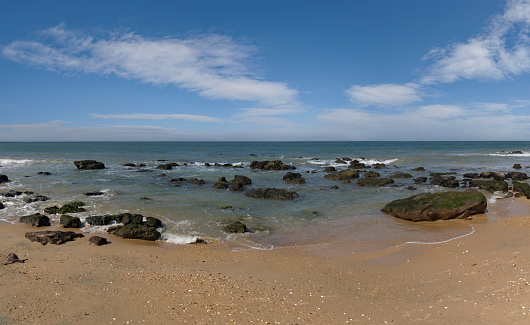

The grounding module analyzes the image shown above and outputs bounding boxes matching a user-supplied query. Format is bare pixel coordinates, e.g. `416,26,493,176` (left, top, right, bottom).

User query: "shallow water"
1,141,529,251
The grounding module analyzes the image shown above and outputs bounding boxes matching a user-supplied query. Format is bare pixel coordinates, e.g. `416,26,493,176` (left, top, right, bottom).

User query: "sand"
2,197,530,324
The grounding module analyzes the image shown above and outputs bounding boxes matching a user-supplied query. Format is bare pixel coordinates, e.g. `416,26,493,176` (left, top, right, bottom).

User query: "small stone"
89,236,108,246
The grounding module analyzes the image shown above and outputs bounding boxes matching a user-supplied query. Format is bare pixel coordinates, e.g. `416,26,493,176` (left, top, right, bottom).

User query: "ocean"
0,141,528,252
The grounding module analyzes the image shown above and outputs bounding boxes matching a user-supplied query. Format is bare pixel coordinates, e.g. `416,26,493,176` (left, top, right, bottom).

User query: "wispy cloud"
421,0,530,84
233,107,303,126
345,83,422,107
90,113,223,122
2,24,299,107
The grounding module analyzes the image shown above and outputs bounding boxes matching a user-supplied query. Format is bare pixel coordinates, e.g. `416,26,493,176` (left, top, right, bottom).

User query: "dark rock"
156,163,178,170
430,172,457,177
407,186,417,190
250,160,296,171
513,164,523,170
357,178,394,187
85,191,105,196
430,176,456,186
480,171,495,178
2,252,25,265
44,206,59,214
440,179,460,188
60,215,81,228
507,171,528,181
335,158,347,164
168,178,187,183
509,151,523,154
213,177,230,189
121,213,144,225
86,215,113,226
245,188,299,200
324,167,337,173
186,178,205,185
364,171,380,178
89,236,108,246
0,175,9,183
390,172,413,179
224,221,247,233
37,172,51,175
463,173,480,179
414,177,428,184
412,167,425,171
228,181,245,191
25,230,84,245
233,175,252,185
381,190,487,222
0,202,4,209
349,160,367,169
373,163,386,169
513,182,530,198
282,172,306,184
468,180,509,192
74,160,105,170
330,185,340,190
19,213,50,227
0,190,22,197
24,195,49,203
324,169,360,181
57,202,86,214
493,172,506,181
108,224,161,241
145,216,163,228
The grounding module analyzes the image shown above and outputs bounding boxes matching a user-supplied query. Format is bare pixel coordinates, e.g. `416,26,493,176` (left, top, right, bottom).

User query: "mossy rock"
381,190,487,222
357,178,394,187
468,180,509,192
86,215,113,226
108,224,161,241
224,221,247,233
19,213,51,227
513,182,530,198
324,169,360,181
60,215,82,228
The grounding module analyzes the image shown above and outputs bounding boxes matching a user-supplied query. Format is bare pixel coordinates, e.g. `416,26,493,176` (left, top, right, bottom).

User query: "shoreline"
2,197,530,324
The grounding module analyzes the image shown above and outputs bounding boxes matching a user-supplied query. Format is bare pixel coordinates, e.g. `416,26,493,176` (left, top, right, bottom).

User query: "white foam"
489,152,530,157
0,158,36,166
159,233,200,245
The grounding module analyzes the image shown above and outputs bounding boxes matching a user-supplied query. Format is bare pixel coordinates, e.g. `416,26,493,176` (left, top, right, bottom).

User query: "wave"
0,158,38,166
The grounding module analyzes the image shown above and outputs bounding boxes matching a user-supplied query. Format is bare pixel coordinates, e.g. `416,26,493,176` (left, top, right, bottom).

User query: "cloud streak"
2,25,299,107
345,83,422,107
90,113,223,122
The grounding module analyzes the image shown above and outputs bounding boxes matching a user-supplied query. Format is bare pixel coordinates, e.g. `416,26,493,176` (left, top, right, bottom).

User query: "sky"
2,0,530,141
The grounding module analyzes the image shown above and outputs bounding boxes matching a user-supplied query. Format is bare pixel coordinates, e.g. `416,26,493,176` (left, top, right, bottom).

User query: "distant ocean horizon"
1,141,529,252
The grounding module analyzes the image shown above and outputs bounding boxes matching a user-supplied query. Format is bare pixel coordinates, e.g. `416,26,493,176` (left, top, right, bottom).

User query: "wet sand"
2,198,530,324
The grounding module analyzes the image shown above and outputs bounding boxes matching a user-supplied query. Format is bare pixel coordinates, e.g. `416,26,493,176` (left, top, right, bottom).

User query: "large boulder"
513,182,530,198
19,213,51,227
0,175,9,183
245,188,299,200
60,215,82,228
74,160,105,170
357,178,394,187
468,180,509,192
108,224,161,241
25,231,84,245
250,160,296,171
85,215,113,226
381,190,487,222
324,169,360,181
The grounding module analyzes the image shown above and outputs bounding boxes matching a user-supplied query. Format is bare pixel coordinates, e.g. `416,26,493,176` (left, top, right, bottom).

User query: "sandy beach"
2,197,530,325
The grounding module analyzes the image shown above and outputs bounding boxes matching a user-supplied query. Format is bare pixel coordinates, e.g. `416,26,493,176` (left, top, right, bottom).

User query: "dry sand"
2,197,530,324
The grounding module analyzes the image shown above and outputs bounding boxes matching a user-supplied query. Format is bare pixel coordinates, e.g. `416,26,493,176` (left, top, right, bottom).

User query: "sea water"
0,141,528,252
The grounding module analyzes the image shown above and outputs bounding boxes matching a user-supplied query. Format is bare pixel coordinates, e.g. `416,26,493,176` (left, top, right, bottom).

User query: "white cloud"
422,0,530,84
2,25,299,107
90,113,223,122
233,107,303,126
345,83,422,107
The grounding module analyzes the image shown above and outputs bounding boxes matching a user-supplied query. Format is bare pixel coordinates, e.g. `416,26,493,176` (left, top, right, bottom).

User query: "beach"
2,196,530,324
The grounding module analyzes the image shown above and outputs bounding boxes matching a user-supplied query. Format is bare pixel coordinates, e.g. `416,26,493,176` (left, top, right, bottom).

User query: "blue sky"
2,0,530,141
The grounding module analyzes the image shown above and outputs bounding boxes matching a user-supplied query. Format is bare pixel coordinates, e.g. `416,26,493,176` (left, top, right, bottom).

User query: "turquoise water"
0,141,529,251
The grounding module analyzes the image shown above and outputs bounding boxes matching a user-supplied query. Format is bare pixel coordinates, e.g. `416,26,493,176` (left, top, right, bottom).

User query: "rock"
480,171,495,178
324,169,360,181
224,221,247,233
282,172,306,184
25,231,84,245
414,177,428,184
213,177,230,189
349,160,367,169
250,160,296,171
24,195,49,203
156,163,178,170
37,172,51,175
468,180,509,192
430,176,457,187
513,182,530,198
507,171,528,181
509,151,523,154
0,202,4,209
364,171,380,178
330,185,340,190
381,190,487,222
407,186,417,191
108,224,161,241
89,236,108,246
412,167,425,171
513,164,523,169
493,172,506,181
19,213,51,227
186,178,205,185
463,173,480,179
58,202,86,214
85,191,105,196
373,163,386,169
390,172,413,179
0,175,9,183
60,215,81,228
0,190,22,197
85,215,113,226
145,216,163,228
232,175,252,185
228,181,245,191
335,158,347,164
245,188,299,200
74,160,105,170
2,252,25,265
357,178,394,187
120,213,144,225
44,206,59,214
324,167,337,173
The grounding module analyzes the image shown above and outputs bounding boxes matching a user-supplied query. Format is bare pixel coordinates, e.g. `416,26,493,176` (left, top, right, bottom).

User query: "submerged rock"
25,231,84,245
245,188,299,200
24,195,49,203
357,178,394,187
19,213,51,227
381,190,487,222
74,160,105,170
224,221,248,233
282,172,306,184
468,180,509,192
324,169,360,181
